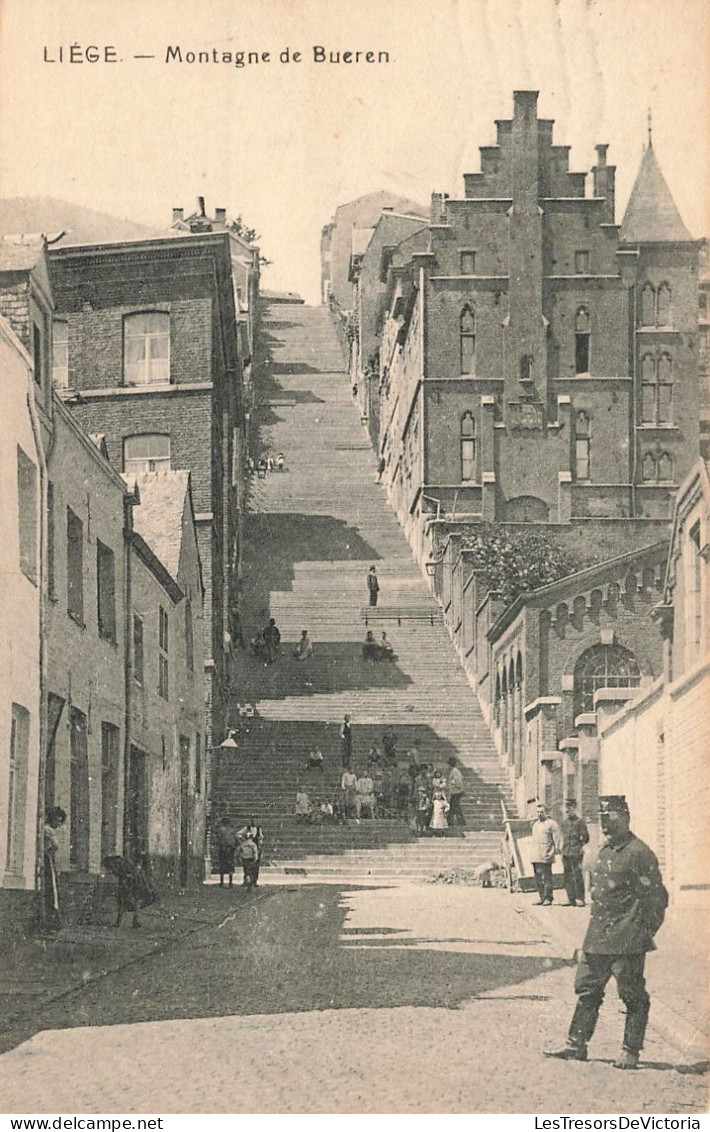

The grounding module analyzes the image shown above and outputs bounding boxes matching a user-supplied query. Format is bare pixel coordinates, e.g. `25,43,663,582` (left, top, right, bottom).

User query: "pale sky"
1,0,708,303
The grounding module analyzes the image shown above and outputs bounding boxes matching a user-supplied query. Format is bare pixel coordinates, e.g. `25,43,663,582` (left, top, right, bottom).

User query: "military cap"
597,795,629,814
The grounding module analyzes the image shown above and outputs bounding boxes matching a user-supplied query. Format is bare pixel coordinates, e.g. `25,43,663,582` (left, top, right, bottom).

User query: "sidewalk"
521,895,709,1063
0,886,257,1051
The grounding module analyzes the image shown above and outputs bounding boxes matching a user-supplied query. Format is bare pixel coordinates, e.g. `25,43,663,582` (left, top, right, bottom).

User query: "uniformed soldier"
545,795,668,1070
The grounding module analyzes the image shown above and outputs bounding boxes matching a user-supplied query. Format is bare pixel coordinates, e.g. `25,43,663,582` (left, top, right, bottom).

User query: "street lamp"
218,729,239,750
425,560,439,577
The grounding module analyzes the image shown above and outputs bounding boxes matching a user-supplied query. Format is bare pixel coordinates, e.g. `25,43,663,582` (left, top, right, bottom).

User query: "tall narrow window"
574,250,589,274
460,307,476,374
195,732,202,795
133,615,144,684
657,353,673,423
101,722,120,860
460,412,476,481
185,600,194,672
123,312,170,385
6,705,29,876
47,482,56,598
33,323,43,387
460,251,476,274
642,452,656,481
657,283,672,326
52,321,69,388
575,308,590,374
158,606,169,700
575,411,591,480
67,508,84,623
658,451,673,481
123,434,171,474
17,446,37,584
641,284,656,327
97,541,116,642
641,353,656,423
69,708,90,871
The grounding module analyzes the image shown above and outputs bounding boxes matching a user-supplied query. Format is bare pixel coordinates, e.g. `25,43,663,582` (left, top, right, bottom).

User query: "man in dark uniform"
545,795,668,1069
561,797,589,907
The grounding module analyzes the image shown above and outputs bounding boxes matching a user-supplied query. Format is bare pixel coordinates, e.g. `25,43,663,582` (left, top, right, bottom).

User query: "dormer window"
123,312,170,385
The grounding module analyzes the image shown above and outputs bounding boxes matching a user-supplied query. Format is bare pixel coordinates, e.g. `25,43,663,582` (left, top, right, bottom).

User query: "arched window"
460,306,476,374
575,307,590,374
124,312,170,385
641,284,656,327
460,412,476,481
656,283,672,326
658,451,673,481
657,353,673,423
642,451,656,481
573,643,641,717
642,352,673,424
123,434,171,474
575,410,591,481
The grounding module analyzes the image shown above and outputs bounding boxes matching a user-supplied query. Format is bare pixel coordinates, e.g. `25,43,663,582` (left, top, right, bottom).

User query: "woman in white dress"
430,791,450,835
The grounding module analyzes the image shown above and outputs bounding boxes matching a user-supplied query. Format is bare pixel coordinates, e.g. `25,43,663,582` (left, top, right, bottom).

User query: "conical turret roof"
620,143,692,243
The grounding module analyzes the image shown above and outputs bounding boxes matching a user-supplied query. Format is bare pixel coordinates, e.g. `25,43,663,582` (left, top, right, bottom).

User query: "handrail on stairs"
501,799,527,893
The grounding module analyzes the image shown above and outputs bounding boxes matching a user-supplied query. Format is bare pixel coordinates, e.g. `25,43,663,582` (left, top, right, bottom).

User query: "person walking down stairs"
447,756,466,827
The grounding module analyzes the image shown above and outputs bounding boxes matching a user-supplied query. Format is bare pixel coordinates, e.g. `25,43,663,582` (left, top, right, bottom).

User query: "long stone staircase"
218,302,513,881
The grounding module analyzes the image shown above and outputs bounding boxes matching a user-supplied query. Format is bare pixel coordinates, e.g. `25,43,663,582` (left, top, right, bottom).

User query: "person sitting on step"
362,630,379,661
305,745,324,772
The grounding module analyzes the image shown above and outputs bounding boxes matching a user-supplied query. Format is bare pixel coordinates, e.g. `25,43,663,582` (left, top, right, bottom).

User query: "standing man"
545,795,668,1069
446,756,466,827
530,802,562,905
340,714,353,769
561,797,590,907
263,617,281,664
367,565,380,607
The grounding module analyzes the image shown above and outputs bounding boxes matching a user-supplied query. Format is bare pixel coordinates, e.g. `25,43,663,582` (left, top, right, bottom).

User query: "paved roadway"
0,884,705,1114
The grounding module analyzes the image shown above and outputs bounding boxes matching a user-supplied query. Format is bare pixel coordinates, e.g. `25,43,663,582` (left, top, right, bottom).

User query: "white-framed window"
6,704,30,875
575,308,591,374
641,352,673,424
52,321,69,388
460,251,476,275
123,434,171,474
123,312,170,385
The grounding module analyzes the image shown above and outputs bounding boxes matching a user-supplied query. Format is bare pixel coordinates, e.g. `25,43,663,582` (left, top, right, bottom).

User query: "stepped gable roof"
123,470,190,581
488,540,670,643
620,143,692,243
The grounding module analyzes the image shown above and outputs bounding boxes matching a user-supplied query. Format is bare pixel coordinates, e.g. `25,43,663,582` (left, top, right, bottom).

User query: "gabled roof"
620,144,692,243
0,239,46,272
124,470,191,581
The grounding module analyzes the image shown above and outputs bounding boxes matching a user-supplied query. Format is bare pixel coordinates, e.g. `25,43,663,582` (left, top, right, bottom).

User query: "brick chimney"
592,144,616,221
214,208,227,227
197,196,206,217
172,207,184,223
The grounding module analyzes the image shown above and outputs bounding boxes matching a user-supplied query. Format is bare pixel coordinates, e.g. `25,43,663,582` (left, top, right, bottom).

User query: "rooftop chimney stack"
198,196,206,217
172,208,184,223
214,208,227,227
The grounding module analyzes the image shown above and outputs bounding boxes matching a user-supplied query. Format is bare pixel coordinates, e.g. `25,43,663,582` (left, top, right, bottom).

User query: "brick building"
375,92,699,570
126,471,206,887
47,233,243,750
597,460,710,906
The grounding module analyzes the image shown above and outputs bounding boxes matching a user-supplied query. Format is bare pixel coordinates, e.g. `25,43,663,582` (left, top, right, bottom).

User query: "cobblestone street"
0,883,705,1114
